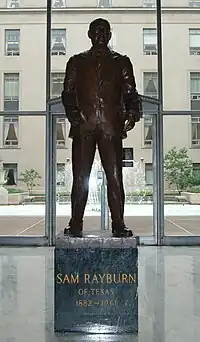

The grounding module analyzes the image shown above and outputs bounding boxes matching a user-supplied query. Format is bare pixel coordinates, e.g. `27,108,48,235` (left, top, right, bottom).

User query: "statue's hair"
89,18,111,31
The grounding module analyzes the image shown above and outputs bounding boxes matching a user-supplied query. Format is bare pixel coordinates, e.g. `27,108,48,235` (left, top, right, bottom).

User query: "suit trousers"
70,127,125,227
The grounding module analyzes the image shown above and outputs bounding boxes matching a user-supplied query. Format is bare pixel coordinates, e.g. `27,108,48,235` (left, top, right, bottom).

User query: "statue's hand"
68,109,87,126
124,118,135,133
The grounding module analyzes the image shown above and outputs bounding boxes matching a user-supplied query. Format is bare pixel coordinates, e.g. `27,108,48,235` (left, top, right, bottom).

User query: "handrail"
48,94,161,105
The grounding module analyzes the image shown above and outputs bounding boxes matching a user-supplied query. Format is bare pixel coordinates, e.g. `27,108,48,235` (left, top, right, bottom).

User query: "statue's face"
88,20,111,48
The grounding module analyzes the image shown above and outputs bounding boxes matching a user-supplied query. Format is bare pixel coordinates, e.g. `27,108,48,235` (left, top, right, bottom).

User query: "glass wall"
161,1,200,243
163,115,200,237
1,0,200,244
0,116,46,237
50,1,157,237
0,4,47,241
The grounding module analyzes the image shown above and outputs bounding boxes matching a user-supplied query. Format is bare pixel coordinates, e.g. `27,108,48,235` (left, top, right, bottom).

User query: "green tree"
19,169,41,195
164,147,193,194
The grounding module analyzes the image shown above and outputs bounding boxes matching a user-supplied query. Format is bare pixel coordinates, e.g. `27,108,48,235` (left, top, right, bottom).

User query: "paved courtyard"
0,204,199,237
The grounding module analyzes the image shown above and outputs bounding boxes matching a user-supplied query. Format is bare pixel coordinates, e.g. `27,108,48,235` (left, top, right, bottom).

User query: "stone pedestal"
54,231,138,334
0,186,8,205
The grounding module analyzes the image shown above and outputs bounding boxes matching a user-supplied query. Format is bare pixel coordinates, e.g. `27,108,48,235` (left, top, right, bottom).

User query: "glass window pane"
6,0,19,8
0,117,46,237
189,0,200,7
164,115,200,237
4,73,19,111
145,163,153,185
143,0,156,6
143,72,158,97
123,148,134,167
98,0,112,6
190,73,200,110
143,28,157,55
52,3,157,237
52,0,65,7
51,73,65,98
51,29,66,55
5,29,20,56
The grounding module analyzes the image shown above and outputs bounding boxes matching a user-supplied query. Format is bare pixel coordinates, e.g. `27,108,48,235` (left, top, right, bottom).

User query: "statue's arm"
61,57,80,125
122,56,141,123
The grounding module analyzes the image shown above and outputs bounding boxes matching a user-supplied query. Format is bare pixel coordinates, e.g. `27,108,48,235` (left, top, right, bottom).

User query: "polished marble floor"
0,246,200,342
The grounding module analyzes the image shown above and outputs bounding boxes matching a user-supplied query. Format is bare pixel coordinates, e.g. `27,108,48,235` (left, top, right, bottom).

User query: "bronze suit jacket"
62,47,141,139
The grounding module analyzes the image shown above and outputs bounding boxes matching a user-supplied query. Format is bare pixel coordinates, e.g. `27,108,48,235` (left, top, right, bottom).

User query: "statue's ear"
88,30,92,39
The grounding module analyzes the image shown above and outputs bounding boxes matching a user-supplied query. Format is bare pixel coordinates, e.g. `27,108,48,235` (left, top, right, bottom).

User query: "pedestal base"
54,231,138,334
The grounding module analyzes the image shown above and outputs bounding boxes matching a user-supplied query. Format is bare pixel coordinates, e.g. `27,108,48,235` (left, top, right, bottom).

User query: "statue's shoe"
64,227,83,238
112,228,133,238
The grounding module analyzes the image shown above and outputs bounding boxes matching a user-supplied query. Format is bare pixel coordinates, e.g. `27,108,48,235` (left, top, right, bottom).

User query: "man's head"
88,18,111,48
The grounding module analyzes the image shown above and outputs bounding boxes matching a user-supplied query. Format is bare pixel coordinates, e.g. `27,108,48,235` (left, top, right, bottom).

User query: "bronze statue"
62,18,141,238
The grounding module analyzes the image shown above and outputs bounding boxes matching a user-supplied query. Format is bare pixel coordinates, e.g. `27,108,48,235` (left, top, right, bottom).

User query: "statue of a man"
62,18,141,238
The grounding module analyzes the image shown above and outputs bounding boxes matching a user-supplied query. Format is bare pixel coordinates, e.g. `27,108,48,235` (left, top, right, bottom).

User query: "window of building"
145,163,153,185
7,0,19,7
52,0,65,7
143,29,157,55
98,0,111,7
189,29,200,55
122,148,134,167
51,73,65,98
144,116,152,146
51,29,66,56
5,29,20,56
57,163,66,186
189,0,200,7
143,72,158,98
193,163,200,171
56,118,66,148
192,163,200,185
143,0,156,7
143,72,158,114
3,163,18,185
191,115,200,146
190,72,200,110
4,73,19,111
3,116,19,147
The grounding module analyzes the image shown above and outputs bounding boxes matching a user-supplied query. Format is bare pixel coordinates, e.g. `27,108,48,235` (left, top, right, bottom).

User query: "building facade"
0,0,200,190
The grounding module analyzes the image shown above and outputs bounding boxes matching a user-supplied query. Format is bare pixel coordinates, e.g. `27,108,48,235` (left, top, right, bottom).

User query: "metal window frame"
0,0,199,246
